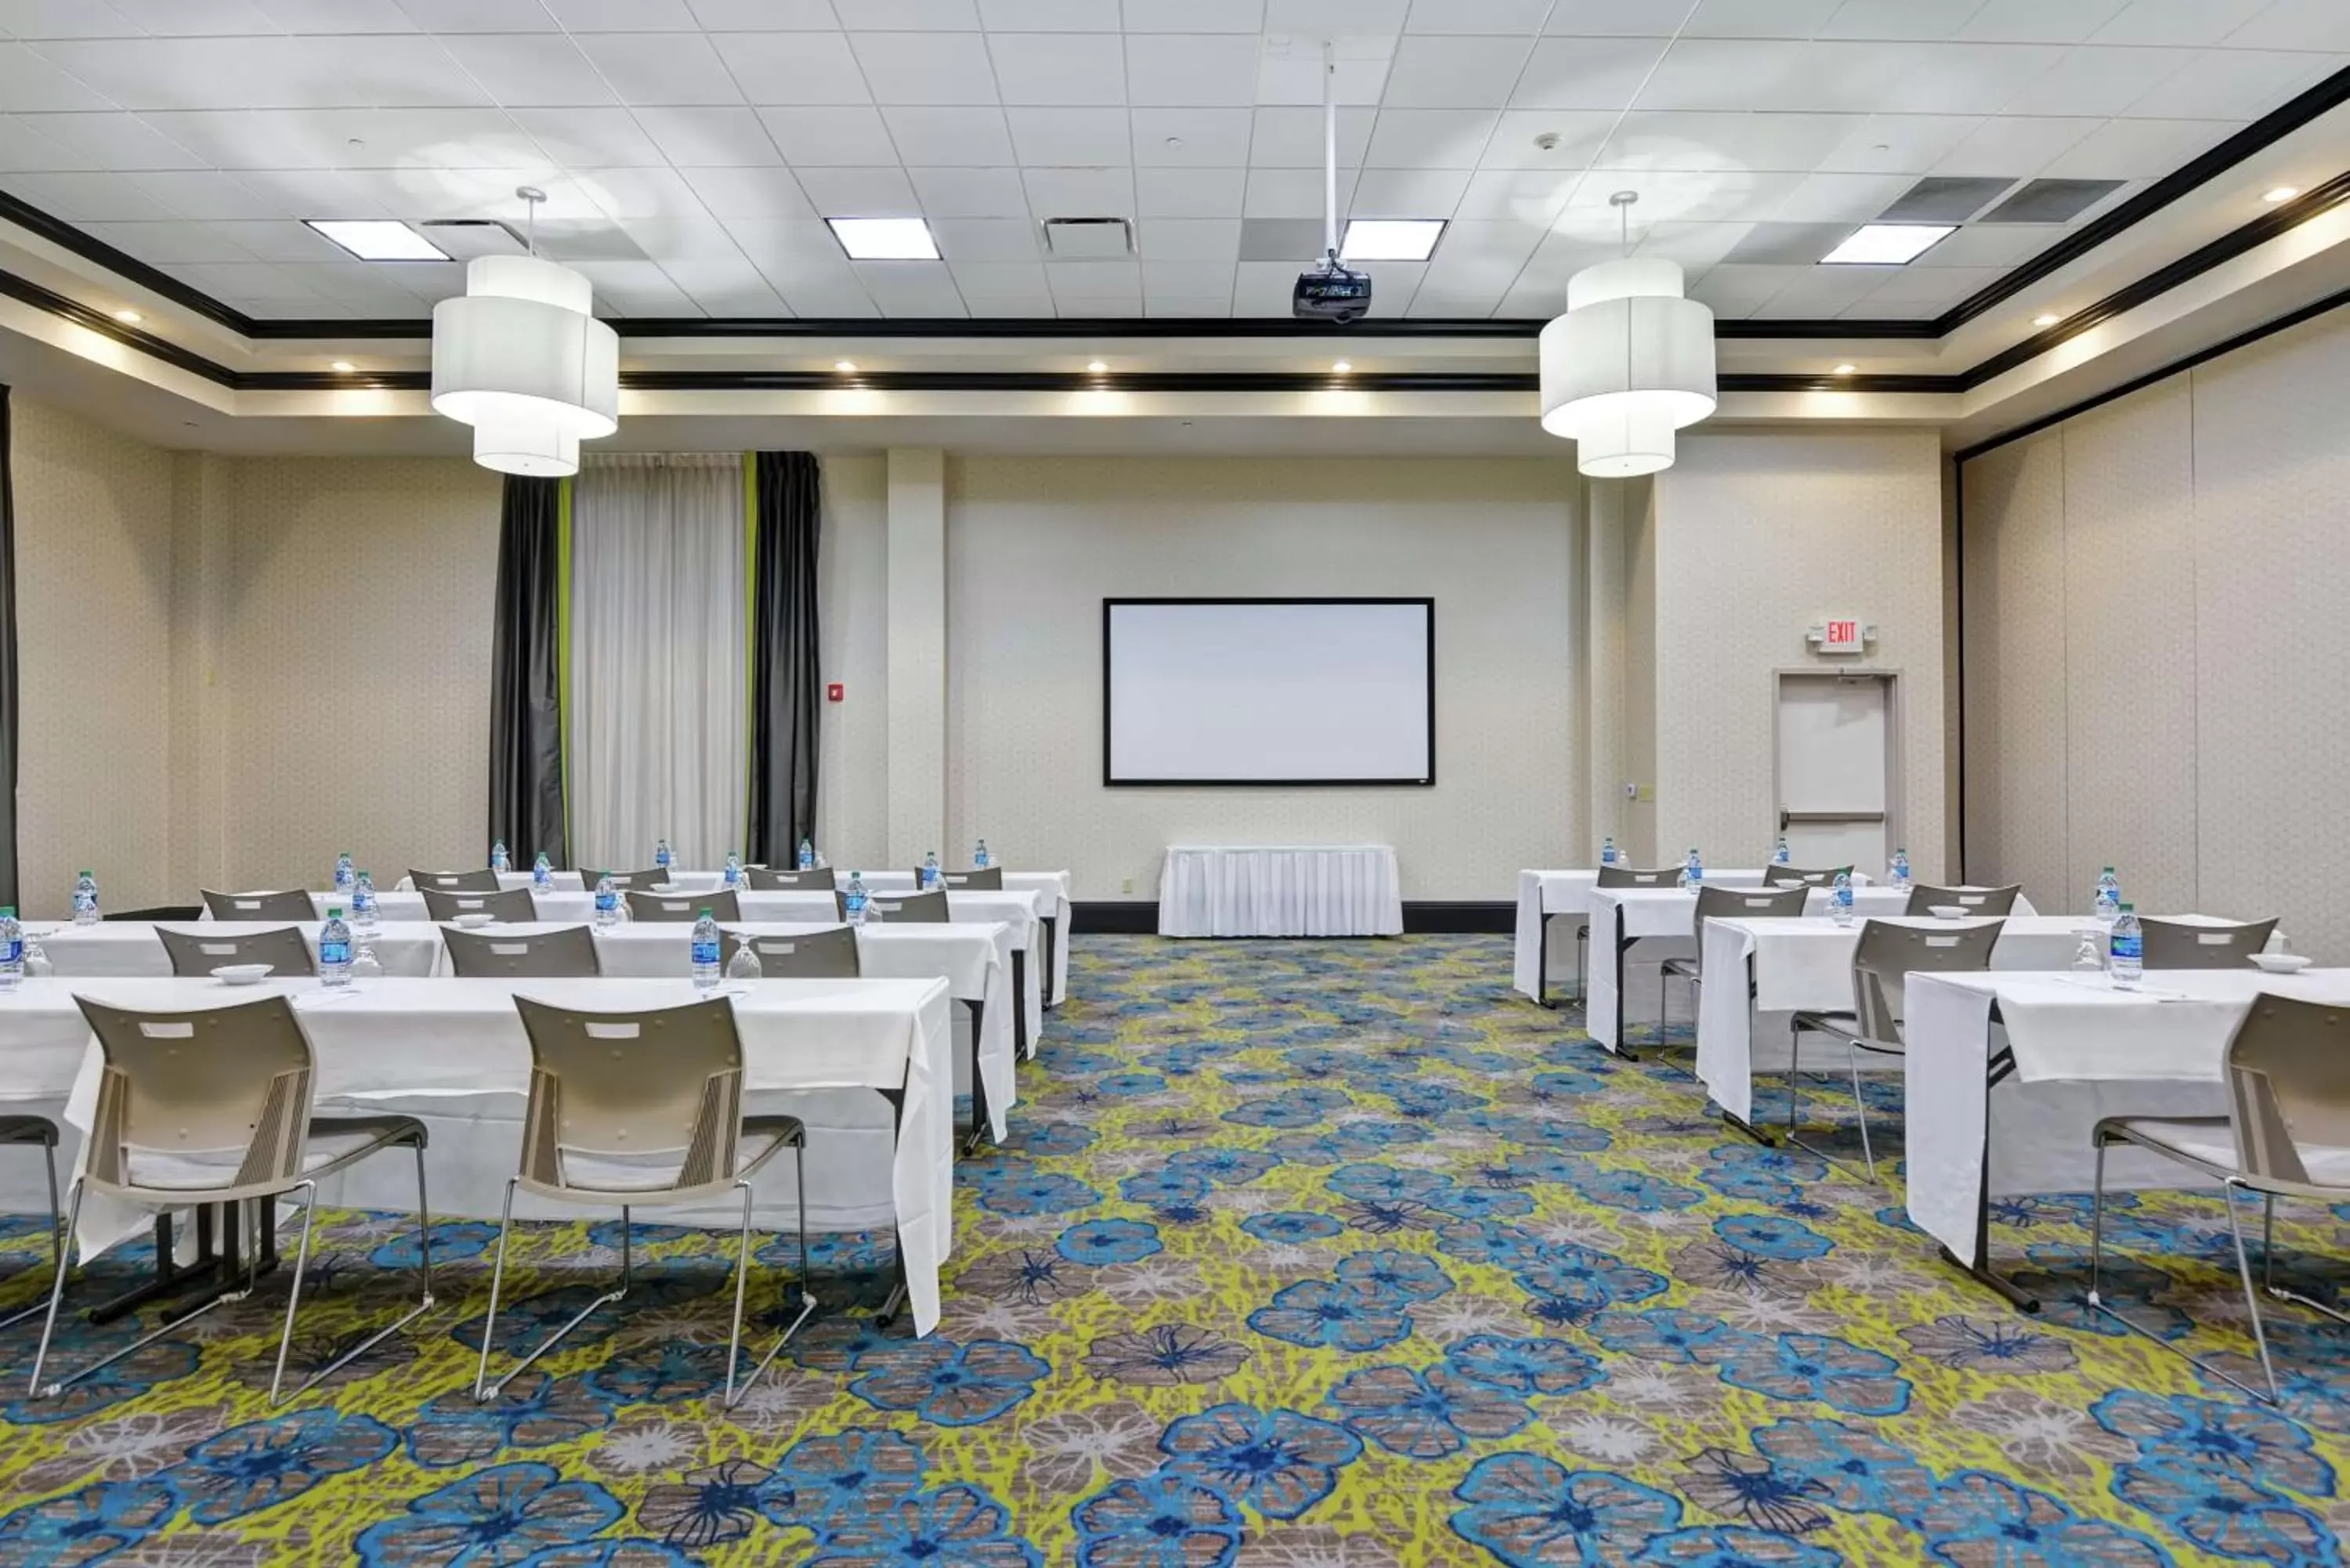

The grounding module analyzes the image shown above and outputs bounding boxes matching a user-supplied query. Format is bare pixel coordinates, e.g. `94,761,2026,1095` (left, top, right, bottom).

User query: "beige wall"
1962,305,2350,958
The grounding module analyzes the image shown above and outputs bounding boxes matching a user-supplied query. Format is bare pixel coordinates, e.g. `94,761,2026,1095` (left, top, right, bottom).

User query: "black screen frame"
1101,596,1437,788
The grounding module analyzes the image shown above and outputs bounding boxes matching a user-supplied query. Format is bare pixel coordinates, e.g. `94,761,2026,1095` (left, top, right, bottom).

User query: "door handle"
1780,811,1888,825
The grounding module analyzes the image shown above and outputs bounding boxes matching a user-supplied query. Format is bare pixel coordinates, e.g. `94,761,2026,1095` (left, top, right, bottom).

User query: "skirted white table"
34,920,447,978
1904,966,2348,1310
1159,845,1402,938
0,974,957,1336
1514,869,1784,1006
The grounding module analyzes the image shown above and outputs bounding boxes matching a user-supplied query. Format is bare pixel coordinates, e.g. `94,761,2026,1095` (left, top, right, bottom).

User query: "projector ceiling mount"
1292,41,1372,324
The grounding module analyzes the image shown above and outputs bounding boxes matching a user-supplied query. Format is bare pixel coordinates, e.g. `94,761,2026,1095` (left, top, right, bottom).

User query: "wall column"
884,448,945,866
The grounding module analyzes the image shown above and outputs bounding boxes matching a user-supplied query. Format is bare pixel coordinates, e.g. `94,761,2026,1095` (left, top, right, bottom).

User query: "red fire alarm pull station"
827,683,845,703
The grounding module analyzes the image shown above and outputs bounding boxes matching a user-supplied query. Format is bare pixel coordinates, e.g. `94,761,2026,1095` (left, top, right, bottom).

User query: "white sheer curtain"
569,453,746,873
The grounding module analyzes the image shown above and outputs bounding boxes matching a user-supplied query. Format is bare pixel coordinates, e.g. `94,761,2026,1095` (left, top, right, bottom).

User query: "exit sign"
1810,616,1871,654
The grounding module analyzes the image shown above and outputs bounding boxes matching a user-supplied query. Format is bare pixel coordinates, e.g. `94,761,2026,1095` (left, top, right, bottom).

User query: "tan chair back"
409,869,500,894
747,925,861,978
443,925,601,978
627,890,739,923
1696,883,1809,922
1849,917,2003,1044
745,866,828,889
155,926,314,979
932,866,1002,891
2225,994,2350,1190
2143,916,2279,970
73,995,318,1202
1596,866,1677,888
511,995,746,1201
201,889,316,922
1904,883,2022,917
423,886,537,923
866,888,948,924
1767,865,1853,887
587,869,667,890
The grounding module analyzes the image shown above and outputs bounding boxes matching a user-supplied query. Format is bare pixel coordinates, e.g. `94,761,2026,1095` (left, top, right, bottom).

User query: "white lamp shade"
432,294,619,437
1571,400,1677,478
472,420,580,478
1539,255,1717,475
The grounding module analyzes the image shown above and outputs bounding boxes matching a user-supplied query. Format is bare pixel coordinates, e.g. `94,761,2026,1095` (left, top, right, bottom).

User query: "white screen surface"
1105,600,1434,783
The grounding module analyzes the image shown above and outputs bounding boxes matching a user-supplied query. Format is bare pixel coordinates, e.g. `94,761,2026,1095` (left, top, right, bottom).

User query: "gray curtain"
487,474,568,865
747,452,821,862
0,388,16,909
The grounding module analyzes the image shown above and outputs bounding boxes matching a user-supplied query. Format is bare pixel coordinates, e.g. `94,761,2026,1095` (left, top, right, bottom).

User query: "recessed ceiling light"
111,308,141,324
1832,363,1856,375
2032,312,2060,327
833,360,857,374
1332,360,1353,374
304,219,450,262
1086,359,1108,374
2263,185,2300,204
1819,224,1954,266
330,360,355,372
1340,219,1448,262
826,217,939,260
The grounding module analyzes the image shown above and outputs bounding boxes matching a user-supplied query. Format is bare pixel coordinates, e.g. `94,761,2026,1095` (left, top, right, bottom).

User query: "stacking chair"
931,866,1002,891
422,887,538,923
2092,993,2350,1402
1596,866,1679,889
409,869,500,894
442,925,601,978
2142,917,2280,970
473,997,815,1411
0,1117,62,1332
587,869,668,890
1766,866,1853,887
628,890,740,923
745,867,829,890
155,926,314,979
1657,883,1811,1063
201,889,316,922
30,995,433,1404
1788,918,2003,1180
861,889,947,924
743,926,861,977
1904,883,2023,918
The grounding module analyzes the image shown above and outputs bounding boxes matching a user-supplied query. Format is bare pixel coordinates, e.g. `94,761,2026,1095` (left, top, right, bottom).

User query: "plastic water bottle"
724,851,743,890
334,851,356,893
1890,848,1911,890
352,870,378,934
2073,928,2106,972
533,852,554,891
1830,871,1856,927
0,908,24,992
725,934,762,983
2093,867,2121,926
1679,849,1703,891
1772,836,1791,866
1600,836,1618,866
690,909,722,990
974,839,990,869
320,909,353,988
922,849,940,890
655,839,674,873
71,871,98,927
797,837,815,871
490,840,511,874
845,871,870,928
2110,904,2143,988
594,875,620,930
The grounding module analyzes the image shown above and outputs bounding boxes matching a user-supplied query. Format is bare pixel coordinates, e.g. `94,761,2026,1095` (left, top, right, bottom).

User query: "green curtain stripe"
555,475,573,853
743,450,758,849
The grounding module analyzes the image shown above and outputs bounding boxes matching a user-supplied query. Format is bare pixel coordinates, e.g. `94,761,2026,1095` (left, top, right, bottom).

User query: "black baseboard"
1070,900,1515,935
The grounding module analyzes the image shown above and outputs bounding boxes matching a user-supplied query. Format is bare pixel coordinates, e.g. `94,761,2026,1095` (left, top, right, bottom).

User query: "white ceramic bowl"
2249,952,2313,974
1773,879,1806,890
212,963,273,985
451,913,498,929
1928,905,1968,920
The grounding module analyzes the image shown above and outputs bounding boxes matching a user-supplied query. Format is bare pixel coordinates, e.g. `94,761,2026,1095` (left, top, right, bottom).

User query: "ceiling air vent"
1041,217,1133,258
1977,179,2126,224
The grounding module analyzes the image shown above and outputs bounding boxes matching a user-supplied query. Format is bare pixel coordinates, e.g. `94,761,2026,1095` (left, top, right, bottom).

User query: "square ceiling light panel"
1341,219,1447,262
1819,224,1954,265
304,219,451,262
827,218,941,260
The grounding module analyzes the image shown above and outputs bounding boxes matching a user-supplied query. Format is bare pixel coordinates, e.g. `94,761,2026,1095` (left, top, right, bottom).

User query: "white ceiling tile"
1126,33,1260,106
1383,36,1531,110
1540,0,1681,33
2038,116,2230,178
1265,0,1405,28
1021,163,1132,215
1047,256,1137,292
132,110,331,168
0,2,143,38
853,258,967,313
1141,294,1231,315
884,105,1018,164
1243,165,1343,218
11,41,194,110
959,292,1044,313
929,215,1040,257
1513,37,1671,108
1134,215,1237,256
850,0,983,26
276,261,430,305
980,0,1121,27
679,164,816,217
1854,263,2001,308
1955,0,2128,42
1134,164,1242,214
253,0,417,31
200,217,345,258
1999,45,2196,116
1364,109,1500,168
438,35,618,108
606,210,738,259
1841,42,2074,112
1349,165,1467,215
540,0,699,29
219,167,396,213
122,169,292,217
684,0,838,26
1415,216,1543,289
0,117,94,172
754,107,898,166
1231,258,1302,309
1629,219,1752,267
1594,112,1856,172
1130,107,1252,164
1247,106,1372,166
395,0,562,28
631,106,781,164
508,107,668,165
1405,0,1549,32
718,215,841,262
2092,0,2273,46
1477,110,1615,168
2,169,179,219
1930,114,2097,175
673,278,791,313
1119,0,1263,27
2124,48,2334,118
1140,257,1231,293
1683,0,1843,37
1003,106,1126,164
773,281,877,314
1748,270,1888,316
1820,0,1992,40
97,0,272,33
1907,223,2045,264
714,33,873,107
986,31,1125,105
75,219,258,260
1256,42,1390,107
1564,167,1806,222
7,112,201,169
794,164,922,215
1766,171,1917,222
1453,168,1572,221
574,165,703,218
172,260,330,297
1813,114,1983,173
574,33,743,105
2222,0,2350,49
908,164,1031,215
851,32,998,104
1405,287,1502,316
1687,261,1804,310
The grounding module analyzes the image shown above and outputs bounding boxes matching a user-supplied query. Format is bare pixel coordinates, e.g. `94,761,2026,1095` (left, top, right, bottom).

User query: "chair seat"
1659,956,1701,981
109,1115,425,1196
1791,1010,1905,1056
2100,1115,2350,1192
0,1116,58,1147
523,1118,808,1201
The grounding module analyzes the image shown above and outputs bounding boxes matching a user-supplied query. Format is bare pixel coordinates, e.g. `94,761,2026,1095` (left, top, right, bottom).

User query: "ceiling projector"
1294,251,1372,323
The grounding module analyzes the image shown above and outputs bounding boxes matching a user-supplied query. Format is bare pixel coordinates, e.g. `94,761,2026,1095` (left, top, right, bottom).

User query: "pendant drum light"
1539,192,1716,477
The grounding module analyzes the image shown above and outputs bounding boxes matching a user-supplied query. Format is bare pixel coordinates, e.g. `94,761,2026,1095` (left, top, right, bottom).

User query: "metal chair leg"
276,1142,437,1405
1784,1021,1804,1138
31,1179,254,1400
2091,1154,2285,1404
26,1180,81,1396
0,1140,63,1333
2222,1182,2282,1403
476,1197,633,1403
1847,1054,1878,1182
721,1143,819,1414
266,1181,321,1405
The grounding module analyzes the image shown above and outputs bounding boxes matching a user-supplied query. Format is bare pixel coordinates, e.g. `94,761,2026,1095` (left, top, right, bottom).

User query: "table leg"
85,1207,249,1326
1534,915,1549,1009
1609,905,1637,1061
1011,951,1030,1059
964,998,990,1157
875,1086,911,1329
1937,1030,2041,1313
1040,917,1058,1011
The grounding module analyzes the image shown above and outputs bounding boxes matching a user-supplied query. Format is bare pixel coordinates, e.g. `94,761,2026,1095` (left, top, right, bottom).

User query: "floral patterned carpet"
1,933,2348,1566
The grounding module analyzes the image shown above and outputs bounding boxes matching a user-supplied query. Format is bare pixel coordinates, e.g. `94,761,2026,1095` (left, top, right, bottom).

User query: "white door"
1776,674,1893,875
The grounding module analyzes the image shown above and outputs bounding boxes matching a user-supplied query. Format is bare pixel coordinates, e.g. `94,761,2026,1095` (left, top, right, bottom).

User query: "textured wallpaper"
814,456,890,873
943,456,1583,901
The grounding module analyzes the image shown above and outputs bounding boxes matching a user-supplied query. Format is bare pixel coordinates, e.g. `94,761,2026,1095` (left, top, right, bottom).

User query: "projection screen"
1103,598,1435,786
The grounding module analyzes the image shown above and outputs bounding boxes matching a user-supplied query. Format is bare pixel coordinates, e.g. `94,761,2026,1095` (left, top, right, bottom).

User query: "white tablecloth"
1905,968,2350,1275
395,872,588,893
1513,869,1784,1000
37,922,447,979
1693,913,2084,1125
0,974,956,1335
1159,845,1402,938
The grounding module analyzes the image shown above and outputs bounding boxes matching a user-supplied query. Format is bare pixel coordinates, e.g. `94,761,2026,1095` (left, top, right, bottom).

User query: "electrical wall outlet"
1121,877,1134,894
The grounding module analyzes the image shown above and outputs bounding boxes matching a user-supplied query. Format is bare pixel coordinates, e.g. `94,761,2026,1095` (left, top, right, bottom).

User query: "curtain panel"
746,451,822,863
486,473,569,866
